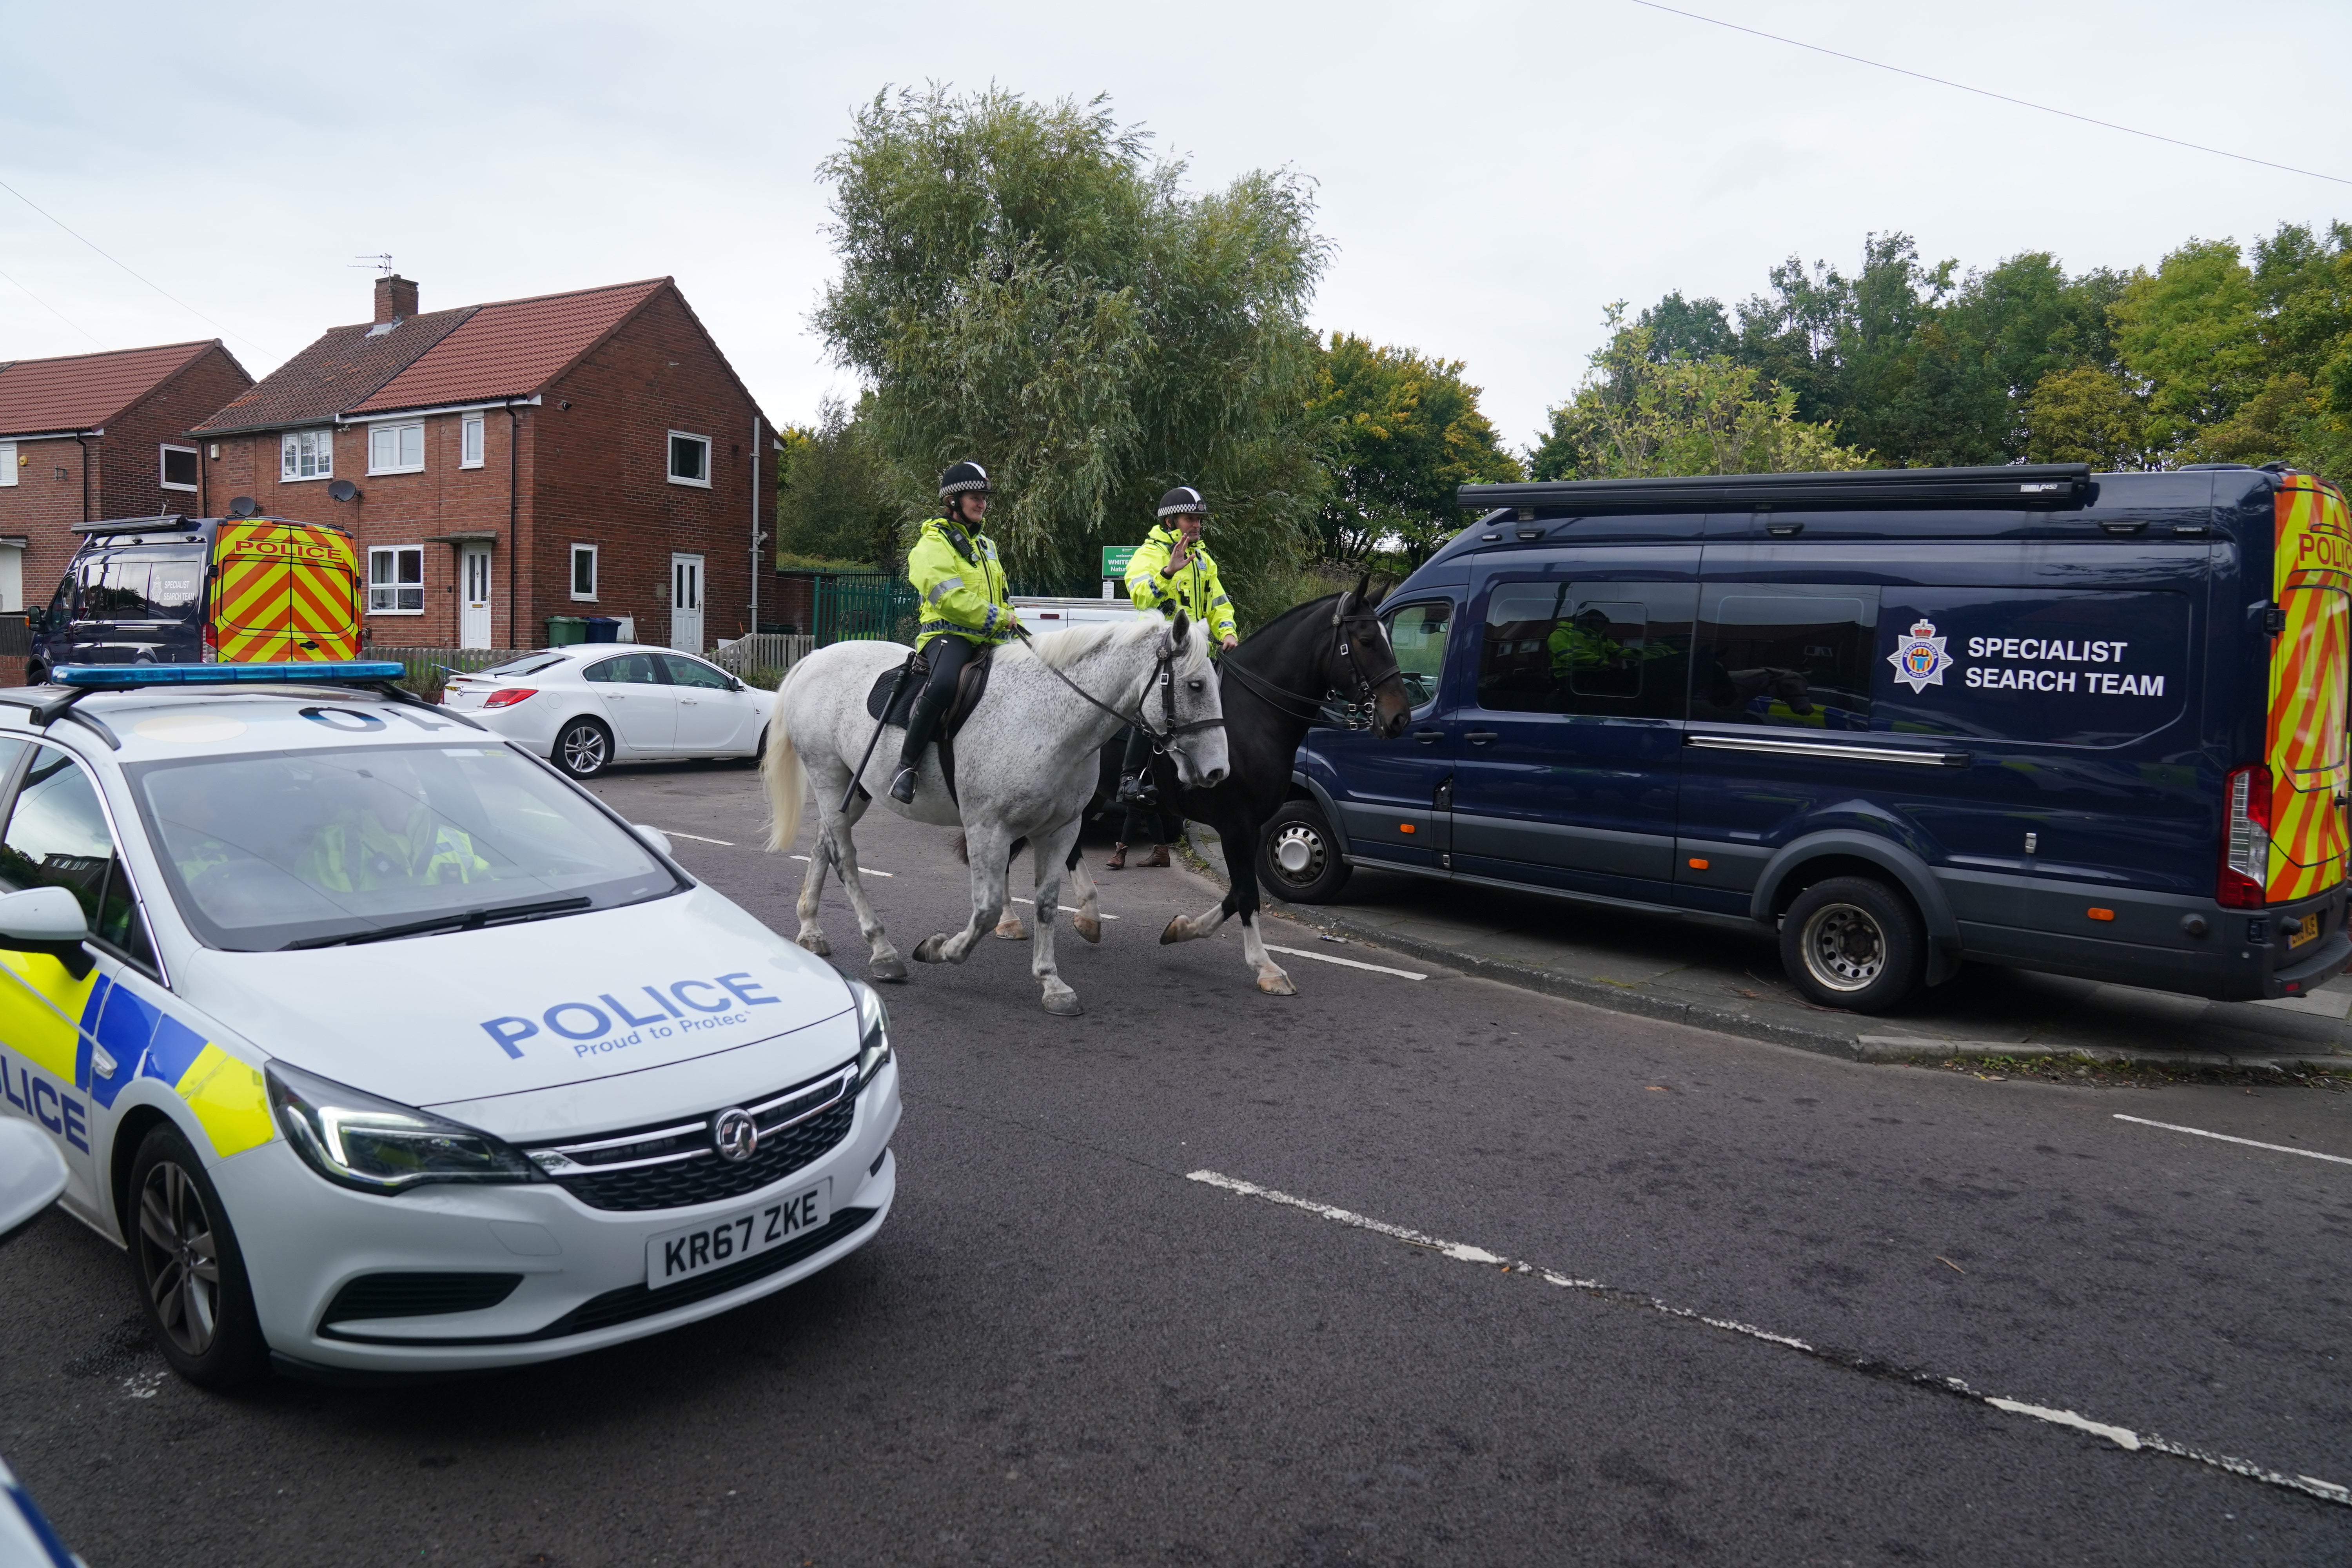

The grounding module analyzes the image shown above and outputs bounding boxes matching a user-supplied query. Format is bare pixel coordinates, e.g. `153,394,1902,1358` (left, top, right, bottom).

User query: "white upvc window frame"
367,420,425,475
0,442,16,488
367,545,425,615
666,430,712,488
160,443,199,492
281,428,334,481
569,543,599,602
460,413,485,469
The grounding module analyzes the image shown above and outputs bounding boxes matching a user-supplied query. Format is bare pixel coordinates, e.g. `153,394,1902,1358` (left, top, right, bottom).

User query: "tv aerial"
350,254,396,275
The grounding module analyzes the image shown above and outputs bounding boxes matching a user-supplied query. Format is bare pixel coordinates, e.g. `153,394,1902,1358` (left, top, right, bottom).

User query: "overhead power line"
0,261,107,350
0,174,268,350
1627,0,2352,188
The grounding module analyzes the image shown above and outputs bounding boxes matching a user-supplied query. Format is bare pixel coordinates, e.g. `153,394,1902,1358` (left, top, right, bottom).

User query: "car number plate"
647,1180,830,1289
2292,916,2321,949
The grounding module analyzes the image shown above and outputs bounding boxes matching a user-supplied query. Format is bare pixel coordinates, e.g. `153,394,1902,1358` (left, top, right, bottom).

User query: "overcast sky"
4,0,2347,450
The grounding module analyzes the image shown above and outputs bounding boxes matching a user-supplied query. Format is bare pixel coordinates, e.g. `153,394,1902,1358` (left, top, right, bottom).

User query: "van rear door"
211,519,361,663
2265,476,2352,904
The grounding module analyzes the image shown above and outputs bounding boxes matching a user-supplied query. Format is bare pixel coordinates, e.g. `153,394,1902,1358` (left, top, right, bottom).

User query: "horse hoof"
993,915,1027,940
871,956,908,982
1042,989,1083,1017
1256,969,1299,996
796,932,831,957
1159,916,1190,946
911,935,947,964
1074,915,1102,944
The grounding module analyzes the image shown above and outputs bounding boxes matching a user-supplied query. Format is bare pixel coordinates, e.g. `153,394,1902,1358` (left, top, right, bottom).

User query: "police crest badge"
1887,618,1953,694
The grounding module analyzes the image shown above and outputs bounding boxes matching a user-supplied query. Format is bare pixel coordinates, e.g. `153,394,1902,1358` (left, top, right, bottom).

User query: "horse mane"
1243,593,1344,647
1019,614,1160,670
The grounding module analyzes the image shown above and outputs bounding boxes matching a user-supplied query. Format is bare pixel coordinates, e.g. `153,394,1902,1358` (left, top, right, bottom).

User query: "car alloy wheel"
1799,901,1886,993
137,1158,222,1357
559,719,611,779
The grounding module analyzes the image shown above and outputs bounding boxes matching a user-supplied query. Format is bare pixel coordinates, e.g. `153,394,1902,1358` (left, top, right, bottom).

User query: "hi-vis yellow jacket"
907,517,1016,651
1125,524,1238,644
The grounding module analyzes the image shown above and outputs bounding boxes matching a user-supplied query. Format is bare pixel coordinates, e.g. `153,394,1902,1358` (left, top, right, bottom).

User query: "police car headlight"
848,978,892,1088
266,1061,538,1194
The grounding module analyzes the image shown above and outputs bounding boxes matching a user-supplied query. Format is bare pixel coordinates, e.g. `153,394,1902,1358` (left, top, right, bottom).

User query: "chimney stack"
374,274,418,324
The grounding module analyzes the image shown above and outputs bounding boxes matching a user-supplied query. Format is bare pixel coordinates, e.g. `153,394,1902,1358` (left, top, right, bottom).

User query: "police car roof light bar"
47,661,412,688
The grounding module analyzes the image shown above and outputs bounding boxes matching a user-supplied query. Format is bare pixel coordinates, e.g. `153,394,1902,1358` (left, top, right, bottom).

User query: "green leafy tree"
2023,366,2155,470
773,395,918,570
1309,334,1521,565
812,85,1327,623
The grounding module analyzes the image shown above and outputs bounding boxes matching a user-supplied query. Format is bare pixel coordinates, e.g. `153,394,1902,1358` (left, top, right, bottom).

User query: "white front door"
669,554,704,653
459,546,493,649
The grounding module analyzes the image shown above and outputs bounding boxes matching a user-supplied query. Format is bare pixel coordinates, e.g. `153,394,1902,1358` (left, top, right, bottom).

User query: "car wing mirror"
0,887,95,978
632,825,675,859
0,1117,69,1240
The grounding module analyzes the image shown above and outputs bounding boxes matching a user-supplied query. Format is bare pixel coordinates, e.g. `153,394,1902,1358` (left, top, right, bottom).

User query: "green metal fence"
811,574,921,646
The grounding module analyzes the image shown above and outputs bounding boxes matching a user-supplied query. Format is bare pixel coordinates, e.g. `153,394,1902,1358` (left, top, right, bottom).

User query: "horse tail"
761,662,810,853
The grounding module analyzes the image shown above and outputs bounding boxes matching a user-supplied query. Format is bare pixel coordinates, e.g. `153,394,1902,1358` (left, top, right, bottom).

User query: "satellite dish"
327,480,359,503
227,495,258,518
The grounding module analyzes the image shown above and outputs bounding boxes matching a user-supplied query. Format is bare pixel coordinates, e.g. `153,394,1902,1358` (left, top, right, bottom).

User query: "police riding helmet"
1157,485,1209,517
940,460,993,499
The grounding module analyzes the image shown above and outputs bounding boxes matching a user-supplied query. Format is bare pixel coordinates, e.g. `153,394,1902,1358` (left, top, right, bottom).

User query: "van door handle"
1413,728,1443,743
1465,731,1499,744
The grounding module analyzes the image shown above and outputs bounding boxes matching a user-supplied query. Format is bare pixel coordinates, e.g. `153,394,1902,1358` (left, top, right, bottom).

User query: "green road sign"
1101,545,1138,580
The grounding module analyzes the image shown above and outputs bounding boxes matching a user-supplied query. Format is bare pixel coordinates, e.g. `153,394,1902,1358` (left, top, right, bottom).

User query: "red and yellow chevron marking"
210,519,359,663
2266,477,2352,902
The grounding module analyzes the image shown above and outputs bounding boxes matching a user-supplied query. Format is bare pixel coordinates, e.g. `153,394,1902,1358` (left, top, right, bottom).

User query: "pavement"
1192,826,2352,1074
4,759,2351,1565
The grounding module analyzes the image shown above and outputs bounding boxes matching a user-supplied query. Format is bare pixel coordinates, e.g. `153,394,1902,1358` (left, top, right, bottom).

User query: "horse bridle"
1217,595,1406,729
1020,625,1226,752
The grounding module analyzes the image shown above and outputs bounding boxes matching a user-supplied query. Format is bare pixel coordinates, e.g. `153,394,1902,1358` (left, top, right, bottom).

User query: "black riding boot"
889,638,971,803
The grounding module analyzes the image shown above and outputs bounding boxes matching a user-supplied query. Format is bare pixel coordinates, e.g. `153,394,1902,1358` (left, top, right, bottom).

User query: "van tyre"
1780,876,1925,1014
1258,799,1351,904
556,717,612,780
129,1122,268,1392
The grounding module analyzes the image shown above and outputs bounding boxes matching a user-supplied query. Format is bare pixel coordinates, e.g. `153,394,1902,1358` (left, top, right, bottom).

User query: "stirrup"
887,764,919,804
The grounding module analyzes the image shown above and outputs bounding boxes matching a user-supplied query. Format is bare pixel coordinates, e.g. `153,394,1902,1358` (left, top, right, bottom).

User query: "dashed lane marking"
2113,1113,2352,1168
1009,897,1119,919
1262,944,1426,981
789,854,892,877
1184,1169,2350,1510
658,828,735,846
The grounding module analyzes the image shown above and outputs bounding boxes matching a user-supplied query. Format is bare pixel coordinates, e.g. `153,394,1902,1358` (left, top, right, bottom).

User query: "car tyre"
128,1121,268,1392
744,725,769,768
555,717,613,780
1257,798,1351,904
1780,875,1924,1014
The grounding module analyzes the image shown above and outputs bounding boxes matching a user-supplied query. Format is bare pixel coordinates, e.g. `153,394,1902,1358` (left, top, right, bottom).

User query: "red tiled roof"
349,279,669,415
191,308,476,435
0,341,223,436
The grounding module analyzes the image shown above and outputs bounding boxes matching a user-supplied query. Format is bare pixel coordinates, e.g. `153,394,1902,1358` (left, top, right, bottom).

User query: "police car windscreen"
126,745,679,951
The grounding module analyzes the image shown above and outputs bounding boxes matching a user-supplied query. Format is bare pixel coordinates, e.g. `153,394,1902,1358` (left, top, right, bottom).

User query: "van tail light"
2218,764,2271,908
201,616,219,664
481,687,536,710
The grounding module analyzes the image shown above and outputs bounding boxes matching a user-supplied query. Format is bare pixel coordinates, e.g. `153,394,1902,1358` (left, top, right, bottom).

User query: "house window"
570,544,598,601
368,546,425,613
281,429,334,481
461,414,485,469
160,445,199,492
0,442,15,488
667,431,711,487
368,421,425,475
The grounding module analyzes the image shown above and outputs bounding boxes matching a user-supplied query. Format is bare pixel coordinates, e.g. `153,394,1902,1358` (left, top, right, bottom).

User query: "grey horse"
761,612,1228,1015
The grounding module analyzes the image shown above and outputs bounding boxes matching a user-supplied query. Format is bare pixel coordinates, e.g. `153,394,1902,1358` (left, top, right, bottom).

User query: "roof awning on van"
1459,464,2094,515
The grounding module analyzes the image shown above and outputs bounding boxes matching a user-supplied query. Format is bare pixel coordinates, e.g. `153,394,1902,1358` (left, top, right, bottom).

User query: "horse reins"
1019,627,1225,751
1217,595,1406,729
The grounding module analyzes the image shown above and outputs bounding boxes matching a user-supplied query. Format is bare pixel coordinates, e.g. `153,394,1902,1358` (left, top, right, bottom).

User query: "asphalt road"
5,758,2352,1565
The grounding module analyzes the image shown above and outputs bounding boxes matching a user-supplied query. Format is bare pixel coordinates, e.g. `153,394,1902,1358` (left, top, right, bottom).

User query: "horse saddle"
866,647,995,740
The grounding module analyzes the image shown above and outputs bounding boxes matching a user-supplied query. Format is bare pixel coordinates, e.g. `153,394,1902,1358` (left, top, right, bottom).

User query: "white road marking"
659,828,735,845
1262,944,1426,980
790,854,891,877
2113,1113,2352,1168
1184,1169,2350,1510
1009,897,1118,919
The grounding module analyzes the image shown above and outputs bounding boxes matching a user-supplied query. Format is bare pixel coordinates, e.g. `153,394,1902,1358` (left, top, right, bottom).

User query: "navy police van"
1273,464,2352,1013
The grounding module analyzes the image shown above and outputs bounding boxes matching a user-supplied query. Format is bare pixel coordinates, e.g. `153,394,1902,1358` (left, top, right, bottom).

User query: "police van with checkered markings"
0,662,898,1387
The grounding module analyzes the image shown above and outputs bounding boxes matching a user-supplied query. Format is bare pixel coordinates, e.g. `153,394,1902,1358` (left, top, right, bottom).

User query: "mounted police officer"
888,460,1018,805
1107,485,1239,867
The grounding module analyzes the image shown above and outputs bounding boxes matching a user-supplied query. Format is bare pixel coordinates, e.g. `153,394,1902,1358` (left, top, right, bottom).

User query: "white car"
0,661,898,1386
440,644,771,780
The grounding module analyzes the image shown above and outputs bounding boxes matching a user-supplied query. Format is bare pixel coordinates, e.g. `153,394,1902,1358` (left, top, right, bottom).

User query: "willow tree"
813,86,1328,622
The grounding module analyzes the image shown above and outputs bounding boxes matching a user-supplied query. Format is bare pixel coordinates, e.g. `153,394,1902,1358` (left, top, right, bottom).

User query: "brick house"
192,275,777,652
0,341,253,615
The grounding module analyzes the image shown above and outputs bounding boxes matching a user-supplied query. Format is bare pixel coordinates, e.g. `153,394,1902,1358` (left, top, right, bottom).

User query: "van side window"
1692,586,1880,730
1477,581,1692,719
0,744,156,971
78,555,203,621
1383,602,1452,709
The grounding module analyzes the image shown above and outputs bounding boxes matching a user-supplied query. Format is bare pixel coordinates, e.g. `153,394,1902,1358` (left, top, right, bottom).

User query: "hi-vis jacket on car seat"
1125,525,1238,645
908,516,1016,651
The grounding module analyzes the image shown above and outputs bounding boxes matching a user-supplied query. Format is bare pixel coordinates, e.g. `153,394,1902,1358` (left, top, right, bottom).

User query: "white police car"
0,662,898,1387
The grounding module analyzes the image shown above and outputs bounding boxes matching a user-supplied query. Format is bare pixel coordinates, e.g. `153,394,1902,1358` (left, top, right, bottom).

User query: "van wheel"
129,1122,268,1391
556,718,612,779
1780,876,1924,1013
1258,799,1351,904
25,662,45,686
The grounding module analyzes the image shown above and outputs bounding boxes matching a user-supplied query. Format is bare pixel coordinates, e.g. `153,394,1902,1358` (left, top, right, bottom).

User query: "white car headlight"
266,1060,539,1194
847,977,892,1087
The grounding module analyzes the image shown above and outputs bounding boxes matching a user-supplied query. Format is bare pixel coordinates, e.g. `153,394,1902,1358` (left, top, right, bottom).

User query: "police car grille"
538,1093,859,1212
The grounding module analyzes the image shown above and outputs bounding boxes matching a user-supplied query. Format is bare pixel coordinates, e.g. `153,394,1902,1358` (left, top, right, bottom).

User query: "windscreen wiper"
285,895,593,950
